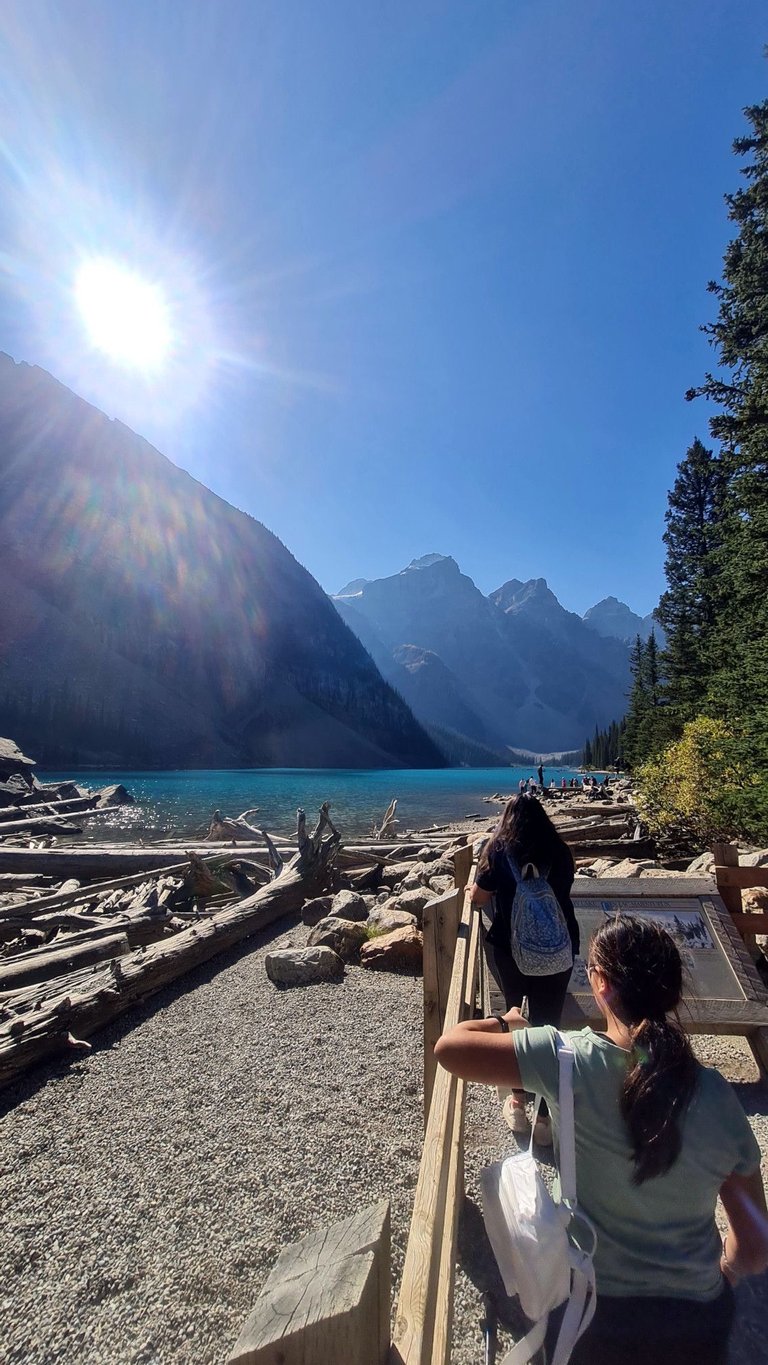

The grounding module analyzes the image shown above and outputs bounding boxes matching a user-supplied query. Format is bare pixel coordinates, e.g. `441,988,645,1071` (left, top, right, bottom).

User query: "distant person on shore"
518,778,526,794
537,762,544,786
470,794,577,1144
561,776,567,789
435,916,768,1365
527,776,536,793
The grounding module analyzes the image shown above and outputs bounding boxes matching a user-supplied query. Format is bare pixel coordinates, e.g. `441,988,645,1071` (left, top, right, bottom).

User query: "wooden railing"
390,846,480,1365
714,841,768,943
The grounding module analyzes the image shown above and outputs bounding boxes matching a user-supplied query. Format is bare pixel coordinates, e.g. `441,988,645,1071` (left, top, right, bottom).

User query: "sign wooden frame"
483,877,768,1073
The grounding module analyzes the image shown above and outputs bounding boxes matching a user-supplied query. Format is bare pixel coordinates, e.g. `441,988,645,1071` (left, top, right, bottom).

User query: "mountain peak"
404,553,458,573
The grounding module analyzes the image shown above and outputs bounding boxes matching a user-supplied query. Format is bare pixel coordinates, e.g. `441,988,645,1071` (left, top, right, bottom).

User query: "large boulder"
265,947,344,986
741,850,768,868
379,887,434,926
687,852,715,874
742,888,768,914
385,860,420,884
329,889,369,922
367,906,418,934
360,925,423,973
427,874,454,894
301,895,333,927
94,783,134,807
599,859,658,879
307,917,368,961
429,858,456,879
400,863,432,890
586,858,617,877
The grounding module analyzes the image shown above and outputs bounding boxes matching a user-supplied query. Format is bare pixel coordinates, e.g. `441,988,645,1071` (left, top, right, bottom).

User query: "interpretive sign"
483,878,768,1067
564,883,768,1038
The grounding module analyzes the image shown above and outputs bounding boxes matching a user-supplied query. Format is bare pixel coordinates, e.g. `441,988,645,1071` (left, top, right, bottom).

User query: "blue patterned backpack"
506,853,573,976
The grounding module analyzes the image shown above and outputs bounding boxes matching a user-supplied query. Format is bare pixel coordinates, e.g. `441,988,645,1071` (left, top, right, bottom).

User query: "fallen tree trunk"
0,804,340,1089
0,932,130,992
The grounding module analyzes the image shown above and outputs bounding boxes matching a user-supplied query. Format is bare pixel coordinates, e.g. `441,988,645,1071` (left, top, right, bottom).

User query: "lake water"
39,766,604,843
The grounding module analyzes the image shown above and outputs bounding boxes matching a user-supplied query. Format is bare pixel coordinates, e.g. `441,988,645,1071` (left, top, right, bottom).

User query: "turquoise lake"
39,766,605,842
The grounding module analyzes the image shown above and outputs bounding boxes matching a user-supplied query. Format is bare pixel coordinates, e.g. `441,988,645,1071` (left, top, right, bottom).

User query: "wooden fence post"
713,842,742,918
422,890,460,1125
228,1201,391,1365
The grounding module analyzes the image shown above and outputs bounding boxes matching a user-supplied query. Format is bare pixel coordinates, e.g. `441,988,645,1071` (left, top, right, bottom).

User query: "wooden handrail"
714,865,768,891
390,874,480,1365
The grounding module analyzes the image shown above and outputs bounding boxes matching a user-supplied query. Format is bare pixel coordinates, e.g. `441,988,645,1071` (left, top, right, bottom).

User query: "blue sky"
0,1,765,615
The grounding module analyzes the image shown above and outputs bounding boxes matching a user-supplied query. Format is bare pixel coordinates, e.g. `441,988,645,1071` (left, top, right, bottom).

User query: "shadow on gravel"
0,909,305,1118
458,1194,528,1338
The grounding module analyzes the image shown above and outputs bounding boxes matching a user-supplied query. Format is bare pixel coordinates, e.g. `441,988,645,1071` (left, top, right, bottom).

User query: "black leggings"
544,1283,735,1365
493,951,572,1024
491,949,572,1118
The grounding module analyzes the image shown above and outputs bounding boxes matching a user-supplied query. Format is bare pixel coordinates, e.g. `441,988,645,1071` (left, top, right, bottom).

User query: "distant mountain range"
0,354,443,769
332,555,662,759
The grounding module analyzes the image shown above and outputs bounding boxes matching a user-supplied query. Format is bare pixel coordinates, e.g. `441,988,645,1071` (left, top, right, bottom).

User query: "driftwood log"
0,804,341,1089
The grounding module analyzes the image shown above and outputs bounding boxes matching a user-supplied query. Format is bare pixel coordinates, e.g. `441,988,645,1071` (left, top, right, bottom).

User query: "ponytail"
590,916,698,1185
620,1015,698,1184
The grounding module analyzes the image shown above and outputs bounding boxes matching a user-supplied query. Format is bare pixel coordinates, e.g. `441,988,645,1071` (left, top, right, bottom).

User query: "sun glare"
74,258,172,370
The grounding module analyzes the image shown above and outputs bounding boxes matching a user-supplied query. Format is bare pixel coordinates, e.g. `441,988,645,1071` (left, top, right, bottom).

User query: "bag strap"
499,1314,547,1365
555,1033,577,1205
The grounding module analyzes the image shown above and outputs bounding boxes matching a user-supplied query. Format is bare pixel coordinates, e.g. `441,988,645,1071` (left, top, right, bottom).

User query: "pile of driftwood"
0,802,464,1090
552,800,652,861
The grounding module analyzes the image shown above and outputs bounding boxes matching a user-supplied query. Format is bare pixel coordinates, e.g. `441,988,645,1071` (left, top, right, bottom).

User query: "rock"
427,875,453,894
367,907,418,933
0,736,36,782
587,858,617,877
429,858,455,879
360,925,423,972
57,879,81,895
381,887,434,925
307,917,368,961
375,891,390,905
686,852,715,874
94,783,134,807
265,947,344,985
415,846,440,862
400,863,432,890
740,850,768,868
301,895,333,927
328,889,369,922
385,860,420,883
599,859,658,879
742,888,768,914
0,775,35,807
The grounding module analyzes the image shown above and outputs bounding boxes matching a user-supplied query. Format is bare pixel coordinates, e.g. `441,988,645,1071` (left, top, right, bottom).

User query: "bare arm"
470,883,492,908
433,1006,527,1087
720,1169,768,1281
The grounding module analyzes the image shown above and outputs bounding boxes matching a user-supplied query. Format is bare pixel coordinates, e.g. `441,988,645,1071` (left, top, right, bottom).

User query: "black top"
475,839,580,955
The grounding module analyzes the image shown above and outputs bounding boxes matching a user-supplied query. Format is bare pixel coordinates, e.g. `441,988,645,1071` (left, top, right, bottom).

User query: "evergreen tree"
686,98,768,830
623,634,665,768
656,438,727,726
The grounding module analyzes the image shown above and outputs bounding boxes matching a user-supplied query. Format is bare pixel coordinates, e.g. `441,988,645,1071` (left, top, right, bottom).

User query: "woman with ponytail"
435,915,768,1364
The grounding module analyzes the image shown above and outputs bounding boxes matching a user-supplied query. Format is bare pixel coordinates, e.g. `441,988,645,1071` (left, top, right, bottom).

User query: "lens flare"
74,258,172,370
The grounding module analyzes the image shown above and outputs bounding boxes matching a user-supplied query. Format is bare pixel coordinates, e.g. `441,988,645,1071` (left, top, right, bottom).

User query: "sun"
74,258,172,370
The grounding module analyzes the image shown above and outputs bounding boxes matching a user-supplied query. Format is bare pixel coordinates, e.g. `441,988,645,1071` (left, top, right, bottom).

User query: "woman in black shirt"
471,793,578,1143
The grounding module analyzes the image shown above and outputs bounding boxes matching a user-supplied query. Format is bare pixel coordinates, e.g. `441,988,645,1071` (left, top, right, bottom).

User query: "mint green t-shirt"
514,1025,761,1301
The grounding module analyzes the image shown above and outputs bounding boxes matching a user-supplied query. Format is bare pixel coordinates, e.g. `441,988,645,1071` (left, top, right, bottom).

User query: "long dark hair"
589,916,698,1185
478,794,571,876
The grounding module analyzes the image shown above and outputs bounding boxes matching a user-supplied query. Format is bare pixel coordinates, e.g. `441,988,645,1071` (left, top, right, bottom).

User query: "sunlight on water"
39,766,597,844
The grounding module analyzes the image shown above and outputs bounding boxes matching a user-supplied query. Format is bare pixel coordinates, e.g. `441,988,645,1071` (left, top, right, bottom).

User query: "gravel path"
2,916,767,1364
1,915,425,1364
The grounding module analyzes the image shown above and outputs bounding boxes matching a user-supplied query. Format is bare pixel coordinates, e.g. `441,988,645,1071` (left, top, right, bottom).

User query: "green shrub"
636,715,764,848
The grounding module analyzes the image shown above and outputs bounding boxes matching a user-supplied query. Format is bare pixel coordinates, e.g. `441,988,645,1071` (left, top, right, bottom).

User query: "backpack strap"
555,1033,577,1205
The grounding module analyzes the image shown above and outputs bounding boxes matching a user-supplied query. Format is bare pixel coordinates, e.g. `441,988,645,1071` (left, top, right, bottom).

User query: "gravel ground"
0,915,425,1365
2,917,767,1364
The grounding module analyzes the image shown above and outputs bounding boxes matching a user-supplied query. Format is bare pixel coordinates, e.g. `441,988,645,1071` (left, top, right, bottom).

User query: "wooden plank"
714,866,768,891
422,890,460,1126
430,1074,466,1365
713,843,742,916
391,886,479,1365
748,1027,768,1079
727,913,768,933
452,845,473,899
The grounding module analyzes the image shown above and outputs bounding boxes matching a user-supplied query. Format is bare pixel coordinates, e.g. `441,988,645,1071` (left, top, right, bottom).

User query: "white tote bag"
479,1034,597,1365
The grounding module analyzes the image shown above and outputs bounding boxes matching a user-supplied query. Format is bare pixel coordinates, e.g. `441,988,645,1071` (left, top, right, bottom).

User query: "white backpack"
479,1034,597,1365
